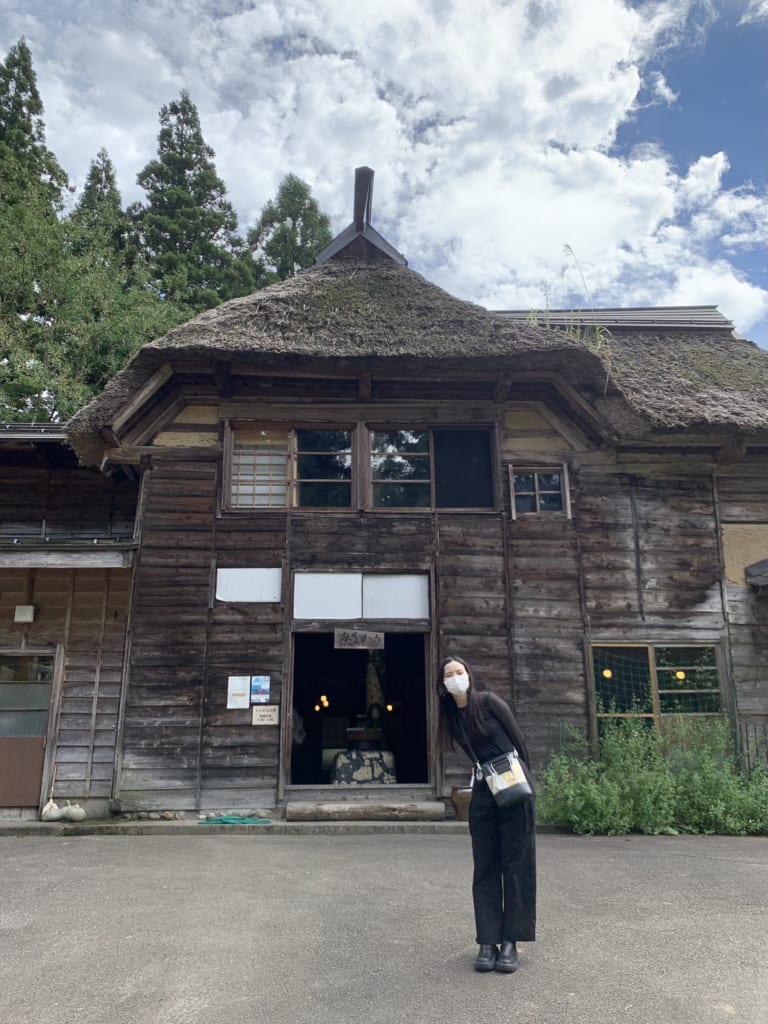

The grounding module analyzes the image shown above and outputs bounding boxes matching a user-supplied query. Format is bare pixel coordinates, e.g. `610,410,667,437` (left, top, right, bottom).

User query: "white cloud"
1,0,766,344
739,0,768,25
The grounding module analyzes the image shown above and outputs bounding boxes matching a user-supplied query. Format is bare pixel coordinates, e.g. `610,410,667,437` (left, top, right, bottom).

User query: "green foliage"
129,90,256,312
537,717,768,836
248,174,332,281
0,40,187,419
0,41,334,420
0,38,68,207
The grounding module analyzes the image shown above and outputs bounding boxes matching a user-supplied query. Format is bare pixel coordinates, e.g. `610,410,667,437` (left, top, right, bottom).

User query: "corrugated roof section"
1,423,68,441
494,306,735,331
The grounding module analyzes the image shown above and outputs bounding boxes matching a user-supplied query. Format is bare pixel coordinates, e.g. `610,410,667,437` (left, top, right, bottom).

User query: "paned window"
371,428,494,509
228,423,495,511
231,428,289,507
509,464,569,517
0,655,54,738
592,644,723,730
296,429,352,508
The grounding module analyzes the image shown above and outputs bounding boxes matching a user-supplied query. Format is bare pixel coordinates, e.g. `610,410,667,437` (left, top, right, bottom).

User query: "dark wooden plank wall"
715,469,768,765
0,466,136,539
203,513,288,809
0,566,130,803
436,515,513,788
576,469,722,634
119,456,217,810
506,516,584,770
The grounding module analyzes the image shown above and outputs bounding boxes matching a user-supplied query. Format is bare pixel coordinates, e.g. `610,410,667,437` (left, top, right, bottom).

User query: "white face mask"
444,673,470,695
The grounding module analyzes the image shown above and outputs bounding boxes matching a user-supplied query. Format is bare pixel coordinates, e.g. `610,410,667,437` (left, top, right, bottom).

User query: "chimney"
353,166,374,231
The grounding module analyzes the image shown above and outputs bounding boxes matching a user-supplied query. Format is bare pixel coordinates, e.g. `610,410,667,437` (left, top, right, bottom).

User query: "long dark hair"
436,655,492,749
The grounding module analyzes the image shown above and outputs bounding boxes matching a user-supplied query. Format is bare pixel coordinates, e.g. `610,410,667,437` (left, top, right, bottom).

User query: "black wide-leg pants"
468,781,536,944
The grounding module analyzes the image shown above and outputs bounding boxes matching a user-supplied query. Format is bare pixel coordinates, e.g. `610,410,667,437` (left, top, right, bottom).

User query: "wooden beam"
358,372,372,401
102,444,222,465
0,550,133,568
109,363,174,435
214,361,233,399
494,371,512,404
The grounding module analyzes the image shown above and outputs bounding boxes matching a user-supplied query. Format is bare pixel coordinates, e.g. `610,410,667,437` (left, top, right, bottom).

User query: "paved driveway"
1,833,766,1024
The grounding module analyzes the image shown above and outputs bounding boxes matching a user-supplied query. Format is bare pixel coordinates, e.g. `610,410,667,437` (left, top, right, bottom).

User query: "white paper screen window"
216,568,282,603
231,430,289,507
292,572,429,620
362,574,429,619
293,573,362,619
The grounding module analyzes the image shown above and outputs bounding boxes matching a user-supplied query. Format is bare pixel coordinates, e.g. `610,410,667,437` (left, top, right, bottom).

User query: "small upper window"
509,464,569,518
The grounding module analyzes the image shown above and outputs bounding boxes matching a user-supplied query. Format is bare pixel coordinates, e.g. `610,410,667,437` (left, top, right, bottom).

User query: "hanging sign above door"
334,628,385,650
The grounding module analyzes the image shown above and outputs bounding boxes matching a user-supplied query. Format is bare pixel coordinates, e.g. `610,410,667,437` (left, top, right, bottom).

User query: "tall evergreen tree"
129,90,254,312
0,37,68,206
248,174,332,281
0,38,70,418
69,147,124,249
0,40,187,421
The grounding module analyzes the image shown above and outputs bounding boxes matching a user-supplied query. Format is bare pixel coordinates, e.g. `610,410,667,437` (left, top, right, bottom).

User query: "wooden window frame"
590,642,725,733
224,422,355,511
509,462,571,520
366,425,498,512
225,422,499,513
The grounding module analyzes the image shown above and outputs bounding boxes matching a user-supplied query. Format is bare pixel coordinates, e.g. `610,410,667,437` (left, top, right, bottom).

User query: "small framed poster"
227,676,251,710
250,675,271,704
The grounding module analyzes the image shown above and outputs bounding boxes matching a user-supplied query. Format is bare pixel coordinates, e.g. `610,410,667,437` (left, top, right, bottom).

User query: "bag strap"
455,711,482,771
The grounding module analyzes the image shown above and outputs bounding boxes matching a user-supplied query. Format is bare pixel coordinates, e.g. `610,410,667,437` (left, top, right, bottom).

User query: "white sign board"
216,568,282,603
252,705,280,726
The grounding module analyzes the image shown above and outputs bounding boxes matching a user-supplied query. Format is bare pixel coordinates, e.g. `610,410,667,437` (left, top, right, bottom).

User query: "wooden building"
3,168,768,816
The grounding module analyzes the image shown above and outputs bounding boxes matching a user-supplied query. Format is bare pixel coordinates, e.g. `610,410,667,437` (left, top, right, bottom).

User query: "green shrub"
536,752,630,836
537,716,768,836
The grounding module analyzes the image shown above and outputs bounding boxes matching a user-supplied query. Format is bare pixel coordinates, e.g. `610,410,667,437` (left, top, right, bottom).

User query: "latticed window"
592,644,723,731
509,465,569,517
230,428,290,508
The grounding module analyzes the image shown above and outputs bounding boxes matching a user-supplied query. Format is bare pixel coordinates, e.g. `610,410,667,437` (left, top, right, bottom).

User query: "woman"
438,655,536,974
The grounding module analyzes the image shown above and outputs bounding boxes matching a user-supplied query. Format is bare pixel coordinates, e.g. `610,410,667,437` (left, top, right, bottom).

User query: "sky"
2,0,767,346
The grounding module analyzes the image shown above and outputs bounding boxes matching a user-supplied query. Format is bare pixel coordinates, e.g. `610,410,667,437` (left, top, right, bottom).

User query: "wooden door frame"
0,644,63,809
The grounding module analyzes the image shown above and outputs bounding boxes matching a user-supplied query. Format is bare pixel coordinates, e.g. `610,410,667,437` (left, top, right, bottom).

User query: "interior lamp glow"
675,671,686,680
602,669,613,679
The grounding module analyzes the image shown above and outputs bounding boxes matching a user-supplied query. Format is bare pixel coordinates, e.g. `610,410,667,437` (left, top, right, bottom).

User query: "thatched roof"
66,246,768,465
66,249,607,464
593,328,768,433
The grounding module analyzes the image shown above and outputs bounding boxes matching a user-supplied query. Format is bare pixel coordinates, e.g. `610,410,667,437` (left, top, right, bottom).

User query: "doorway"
290,633,428,786
0,653,55,806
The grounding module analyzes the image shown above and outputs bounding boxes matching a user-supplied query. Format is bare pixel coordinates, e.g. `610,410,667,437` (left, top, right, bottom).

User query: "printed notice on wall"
252,705,279,726
227,676,251,709
250,675,271,704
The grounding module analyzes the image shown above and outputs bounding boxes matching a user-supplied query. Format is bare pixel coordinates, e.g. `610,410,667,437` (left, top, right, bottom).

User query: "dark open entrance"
290,633,428,785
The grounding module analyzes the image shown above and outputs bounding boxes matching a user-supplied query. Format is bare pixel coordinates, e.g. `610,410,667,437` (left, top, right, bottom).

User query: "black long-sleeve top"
455,691,531,768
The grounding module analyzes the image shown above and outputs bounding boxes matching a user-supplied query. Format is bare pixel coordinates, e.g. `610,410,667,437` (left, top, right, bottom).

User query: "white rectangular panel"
362,574,429,619
293,572,362,619
216,568,282,603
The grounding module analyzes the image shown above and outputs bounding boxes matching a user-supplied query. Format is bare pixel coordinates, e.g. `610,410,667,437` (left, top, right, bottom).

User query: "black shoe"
495,940,519,973
474,944,498,972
